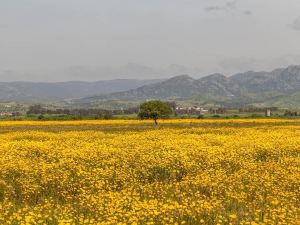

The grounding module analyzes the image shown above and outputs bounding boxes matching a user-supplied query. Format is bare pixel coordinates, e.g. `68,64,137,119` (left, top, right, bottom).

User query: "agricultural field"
0,119,299,224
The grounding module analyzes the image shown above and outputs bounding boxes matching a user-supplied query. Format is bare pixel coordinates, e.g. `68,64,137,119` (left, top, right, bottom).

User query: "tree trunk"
154,119,158,125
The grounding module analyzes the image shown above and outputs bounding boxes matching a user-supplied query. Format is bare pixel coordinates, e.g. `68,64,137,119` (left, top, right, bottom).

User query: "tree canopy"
138,100,173,124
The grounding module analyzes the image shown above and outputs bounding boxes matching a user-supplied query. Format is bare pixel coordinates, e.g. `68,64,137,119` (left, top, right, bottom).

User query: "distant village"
0,101,298,119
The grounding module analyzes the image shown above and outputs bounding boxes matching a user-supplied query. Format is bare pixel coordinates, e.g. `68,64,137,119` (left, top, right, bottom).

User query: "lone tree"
138,100,173,125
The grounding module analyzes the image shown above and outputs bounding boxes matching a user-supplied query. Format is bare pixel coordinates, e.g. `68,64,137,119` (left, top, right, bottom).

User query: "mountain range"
75,65,300,108
0,79,162,102
0,65,300,108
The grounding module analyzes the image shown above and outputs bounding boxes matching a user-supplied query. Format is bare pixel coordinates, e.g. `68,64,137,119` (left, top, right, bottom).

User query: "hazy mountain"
0,64,203,82
77,65,300,108
0,79,163,102
1,65,300,108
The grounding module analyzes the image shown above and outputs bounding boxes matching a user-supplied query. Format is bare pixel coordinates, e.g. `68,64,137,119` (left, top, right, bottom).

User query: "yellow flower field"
0,120,299,224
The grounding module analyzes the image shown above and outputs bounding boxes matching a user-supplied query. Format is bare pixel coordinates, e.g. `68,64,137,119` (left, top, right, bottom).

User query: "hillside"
0,79,162,102
76,65,300,108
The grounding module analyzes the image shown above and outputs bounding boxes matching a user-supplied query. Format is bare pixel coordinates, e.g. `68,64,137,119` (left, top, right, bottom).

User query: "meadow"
0,119,299,224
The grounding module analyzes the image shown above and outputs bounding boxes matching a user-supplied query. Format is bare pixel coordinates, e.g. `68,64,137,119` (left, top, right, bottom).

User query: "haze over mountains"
0,79,162,102
0,64,201,82
77,65,300,108
1,65,300,108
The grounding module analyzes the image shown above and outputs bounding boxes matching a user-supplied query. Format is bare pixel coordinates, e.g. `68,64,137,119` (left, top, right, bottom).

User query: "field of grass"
0,119,299,224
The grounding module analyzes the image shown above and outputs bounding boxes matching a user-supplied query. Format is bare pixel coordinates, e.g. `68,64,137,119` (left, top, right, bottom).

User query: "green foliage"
251,114,263,118
197,115,204,119
37,115,45,120
138,100,172,124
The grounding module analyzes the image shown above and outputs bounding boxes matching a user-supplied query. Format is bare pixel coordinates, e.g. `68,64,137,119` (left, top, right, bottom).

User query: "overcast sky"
1,0,300,81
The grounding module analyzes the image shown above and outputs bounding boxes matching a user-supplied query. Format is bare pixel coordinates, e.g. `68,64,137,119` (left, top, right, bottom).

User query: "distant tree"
284,110,298,117
138,100,173,125
27,104,46,115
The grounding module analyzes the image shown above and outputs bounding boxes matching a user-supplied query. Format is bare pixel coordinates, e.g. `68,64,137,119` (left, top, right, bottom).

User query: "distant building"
175,106,208,115
209,108,227,114
12,112,22,117
0,112,13,117
0,111,23,117
265,109,271,117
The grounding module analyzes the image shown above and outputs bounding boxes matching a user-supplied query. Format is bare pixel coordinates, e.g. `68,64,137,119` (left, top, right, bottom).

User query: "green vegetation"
138,100,173,124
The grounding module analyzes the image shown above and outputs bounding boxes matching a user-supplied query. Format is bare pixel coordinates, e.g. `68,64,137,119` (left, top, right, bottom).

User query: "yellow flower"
229,214,237,219
0,119,298,224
